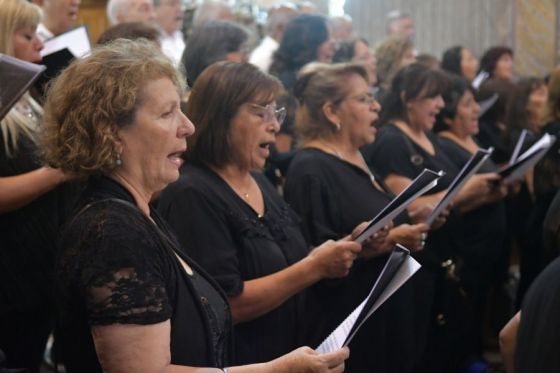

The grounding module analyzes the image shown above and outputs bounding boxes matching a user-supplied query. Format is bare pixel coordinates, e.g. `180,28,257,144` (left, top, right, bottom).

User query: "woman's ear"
322,101,341,130
443,116,454,127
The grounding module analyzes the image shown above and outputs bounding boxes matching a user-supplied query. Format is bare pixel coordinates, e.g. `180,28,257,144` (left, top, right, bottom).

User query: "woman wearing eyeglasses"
158,61,382,365
283,63,429,373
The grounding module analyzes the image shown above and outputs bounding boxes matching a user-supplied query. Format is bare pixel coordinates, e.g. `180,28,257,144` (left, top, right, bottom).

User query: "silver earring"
115,153,122,166
334,122,341,131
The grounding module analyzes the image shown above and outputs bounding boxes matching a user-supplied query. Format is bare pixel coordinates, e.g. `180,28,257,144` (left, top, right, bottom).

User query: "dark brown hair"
185,61,283,168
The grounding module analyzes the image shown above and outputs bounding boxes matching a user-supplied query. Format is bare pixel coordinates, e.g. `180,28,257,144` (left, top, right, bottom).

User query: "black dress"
438,136,507,354
55,176,231,372
157,163,309,364
362,123,471,372
0,134,79,372
284,147,420,373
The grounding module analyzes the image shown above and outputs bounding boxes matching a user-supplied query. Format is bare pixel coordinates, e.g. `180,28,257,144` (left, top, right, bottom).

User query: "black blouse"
56,177,231,372
157,163,309,364
283,147,420,373
362,123,462,265
0,134,79,314
438,137,507,263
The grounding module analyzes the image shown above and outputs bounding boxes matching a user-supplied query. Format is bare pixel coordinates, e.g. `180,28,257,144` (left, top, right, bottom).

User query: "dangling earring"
115,153,123,166
333,122,341,131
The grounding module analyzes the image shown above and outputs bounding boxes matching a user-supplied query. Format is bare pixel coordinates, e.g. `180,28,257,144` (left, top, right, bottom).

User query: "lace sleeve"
86,266,171,326
69,203,174,326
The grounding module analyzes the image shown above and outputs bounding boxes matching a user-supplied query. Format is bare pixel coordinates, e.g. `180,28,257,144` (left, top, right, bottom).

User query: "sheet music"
316,245,421,354
354,169,444,243
472,71,489,90
499,133,556,183
509,129,527,165
41,25,91,59
0,54,45,120
425,148,493,226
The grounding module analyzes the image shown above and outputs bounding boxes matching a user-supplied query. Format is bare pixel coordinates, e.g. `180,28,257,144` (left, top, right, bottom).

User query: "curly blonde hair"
41,39,185,178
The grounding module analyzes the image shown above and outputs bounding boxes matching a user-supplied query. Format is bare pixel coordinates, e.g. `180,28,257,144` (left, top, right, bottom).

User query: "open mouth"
168,151,185,166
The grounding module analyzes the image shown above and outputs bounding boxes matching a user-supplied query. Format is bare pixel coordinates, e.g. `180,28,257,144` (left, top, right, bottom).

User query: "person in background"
363,63,501,372
249,3,298,73
106,0,155,25
270,14,335,92
192,0,234,28
0,0,76,370
43,39,350,373
514,256,560,373
416,53,440,69
328,14,353,41
182,20,250,88
441,45,479,82
504,77,549,308
269,13,334,154
434,74,507,364
479,46,515,81
154,0,185,65
284,62,430,373
332,37,377,86
385,9,415,39
475,78,516,164
157,61,378,365
32,0,81,41
535,66,560,263
375,36,416,96
97,21,161,46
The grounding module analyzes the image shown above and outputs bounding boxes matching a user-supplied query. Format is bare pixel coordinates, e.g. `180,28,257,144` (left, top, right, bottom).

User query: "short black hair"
479,46,513,77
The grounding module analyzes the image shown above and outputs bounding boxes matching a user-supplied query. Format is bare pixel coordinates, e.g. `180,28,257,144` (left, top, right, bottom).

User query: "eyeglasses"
347,91,378,105
249,103,287,126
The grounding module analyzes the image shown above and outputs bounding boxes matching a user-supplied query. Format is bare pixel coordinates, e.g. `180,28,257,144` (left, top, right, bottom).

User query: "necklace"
314,141,375,183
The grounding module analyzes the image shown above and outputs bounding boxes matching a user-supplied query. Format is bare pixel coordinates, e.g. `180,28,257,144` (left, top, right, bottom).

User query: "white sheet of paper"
316,255,421,354
425,148,492,226
354,169,443,243
509,129,527,165
500,133,556,183
41,25,91,59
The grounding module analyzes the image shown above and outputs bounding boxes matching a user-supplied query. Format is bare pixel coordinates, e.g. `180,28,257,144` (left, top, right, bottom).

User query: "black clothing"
158,164,309,364
362,123,471,373
437,137,507,264
362,123,462,265
56,176,231,372
476,120,509,164
0,133,79,373
284,148,421,373
438,137,507,355
535,120,560,263
543,189,560,256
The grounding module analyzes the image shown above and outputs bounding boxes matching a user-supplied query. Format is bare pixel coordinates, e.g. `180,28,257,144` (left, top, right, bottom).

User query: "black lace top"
55,177,231,372
158,163,309,364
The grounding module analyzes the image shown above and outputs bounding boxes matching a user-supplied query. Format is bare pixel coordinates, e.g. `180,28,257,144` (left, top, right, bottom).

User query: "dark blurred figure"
249,3,298,73
332,37,377,86
441,45,479,82
97,21,161,46
182,20,250,88
479,46,514,81
385,9,415,39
